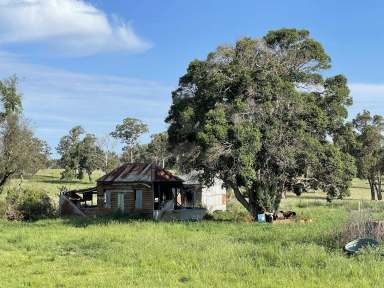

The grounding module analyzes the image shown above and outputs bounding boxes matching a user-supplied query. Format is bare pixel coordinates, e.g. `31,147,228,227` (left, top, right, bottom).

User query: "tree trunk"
368,178,376,200
130,148,133,163
228,180,281,220
377,173,382,200
105,153,108,171
229,181,268,220
0,171,14,191
228,182,252,216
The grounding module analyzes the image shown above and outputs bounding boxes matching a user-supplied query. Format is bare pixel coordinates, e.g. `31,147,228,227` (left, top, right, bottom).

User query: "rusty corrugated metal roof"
97,163,183,183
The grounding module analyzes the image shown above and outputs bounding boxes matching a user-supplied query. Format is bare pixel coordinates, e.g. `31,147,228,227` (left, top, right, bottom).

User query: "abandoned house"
179,172,227,212
59,163,225,220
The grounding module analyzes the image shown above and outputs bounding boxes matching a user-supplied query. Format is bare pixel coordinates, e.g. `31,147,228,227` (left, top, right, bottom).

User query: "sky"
0,0,383,157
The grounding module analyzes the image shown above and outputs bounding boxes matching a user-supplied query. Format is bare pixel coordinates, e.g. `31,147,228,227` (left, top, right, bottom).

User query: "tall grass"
0,171,383,287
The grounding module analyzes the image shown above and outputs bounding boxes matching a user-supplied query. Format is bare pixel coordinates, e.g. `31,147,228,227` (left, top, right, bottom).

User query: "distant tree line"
55,117,175,181
350,111,383,200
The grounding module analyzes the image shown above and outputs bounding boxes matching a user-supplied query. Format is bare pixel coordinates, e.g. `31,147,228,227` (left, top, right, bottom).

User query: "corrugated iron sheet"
97,163,183,183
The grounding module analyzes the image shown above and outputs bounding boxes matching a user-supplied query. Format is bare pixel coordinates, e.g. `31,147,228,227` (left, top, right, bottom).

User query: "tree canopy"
352,111,384,200
0,76,49,190
166,28,356,217
146,132,173,168
110,117,148,163
57,126,104,181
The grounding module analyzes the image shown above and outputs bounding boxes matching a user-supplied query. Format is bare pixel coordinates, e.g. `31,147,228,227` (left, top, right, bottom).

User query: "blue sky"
0,0,383,156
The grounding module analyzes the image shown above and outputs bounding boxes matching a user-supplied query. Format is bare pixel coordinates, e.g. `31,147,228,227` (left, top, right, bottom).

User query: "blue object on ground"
257,213,265,223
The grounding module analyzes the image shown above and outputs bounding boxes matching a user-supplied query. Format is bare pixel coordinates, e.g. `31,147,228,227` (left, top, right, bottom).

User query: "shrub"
5,187,56,221
337,210,384,246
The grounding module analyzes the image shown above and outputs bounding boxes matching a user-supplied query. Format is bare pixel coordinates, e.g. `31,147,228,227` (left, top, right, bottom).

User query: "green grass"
0,170,384,287
7,169,104,197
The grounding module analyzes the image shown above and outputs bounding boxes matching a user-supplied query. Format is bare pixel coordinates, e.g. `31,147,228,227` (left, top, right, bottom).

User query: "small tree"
0,76,49,191
100,151,119,173
110,117,148,163
56,126,84,179
353,111,384,200
97,135,120,173
79,133,104,181
57,127,104,181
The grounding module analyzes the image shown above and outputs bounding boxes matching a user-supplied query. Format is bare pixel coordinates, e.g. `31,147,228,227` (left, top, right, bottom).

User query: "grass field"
1,170,384,287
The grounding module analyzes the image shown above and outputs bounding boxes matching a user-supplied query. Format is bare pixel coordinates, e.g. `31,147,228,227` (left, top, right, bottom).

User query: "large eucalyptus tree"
166,29,356,217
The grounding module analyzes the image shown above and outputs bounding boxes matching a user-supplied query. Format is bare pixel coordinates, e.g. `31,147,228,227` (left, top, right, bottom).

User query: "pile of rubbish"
273,210,296,220
257,210,296,223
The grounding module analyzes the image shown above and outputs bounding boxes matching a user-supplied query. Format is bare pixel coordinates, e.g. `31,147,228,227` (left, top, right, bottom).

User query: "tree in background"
353,111,384,200
79,133,104,181
57,126,104,181
147,132,173,168
0,76,49,190
57,126,84,179
97,135,120,173
126,133,175,168
110,117,148,163
167,29,356,218
125,143,150,164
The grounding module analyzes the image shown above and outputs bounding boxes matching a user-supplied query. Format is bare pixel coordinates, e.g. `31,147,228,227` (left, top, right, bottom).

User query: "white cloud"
0,0,151,55
0,50,173,154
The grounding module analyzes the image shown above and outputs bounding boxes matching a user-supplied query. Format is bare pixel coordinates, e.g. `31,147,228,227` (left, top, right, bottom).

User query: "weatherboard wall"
97,183,154,218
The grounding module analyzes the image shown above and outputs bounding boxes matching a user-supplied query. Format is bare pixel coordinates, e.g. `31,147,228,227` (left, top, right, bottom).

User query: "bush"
5,187,56,221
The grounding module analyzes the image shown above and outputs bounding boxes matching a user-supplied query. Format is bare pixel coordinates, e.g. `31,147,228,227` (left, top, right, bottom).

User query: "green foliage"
110,117,148,163
352,111,384,200
79,134,104,181
97,135,120,173
56,125,84,178
57,126,104,181
120,130,173,168
146,132,174,168
0,76,49,190
0,75,22,119
314,144,356,201
5,187,56,221
101,151,120,173
167,28,355,217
